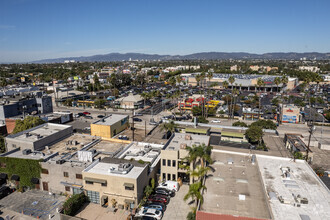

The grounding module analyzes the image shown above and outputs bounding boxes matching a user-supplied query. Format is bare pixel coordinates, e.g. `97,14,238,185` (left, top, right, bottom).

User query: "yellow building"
91,114,129,138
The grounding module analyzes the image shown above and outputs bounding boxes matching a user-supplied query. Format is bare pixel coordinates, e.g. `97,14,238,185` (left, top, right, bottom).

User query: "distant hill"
33,52,330,63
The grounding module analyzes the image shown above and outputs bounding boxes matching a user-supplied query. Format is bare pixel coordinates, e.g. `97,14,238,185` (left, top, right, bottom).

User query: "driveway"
162,184,193,220
75,203,130,220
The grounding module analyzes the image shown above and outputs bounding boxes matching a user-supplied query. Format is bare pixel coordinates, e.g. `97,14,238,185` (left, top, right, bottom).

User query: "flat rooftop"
256,155,330,220
93,114,128,126
166,133,210,151
42,133,96,155
84,158,146,179
119,142,164,165
6,123,72,142
201,151,271,219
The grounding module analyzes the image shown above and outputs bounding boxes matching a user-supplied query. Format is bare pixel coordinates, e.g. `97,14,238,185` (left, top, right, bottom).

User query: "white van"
157,181,179,192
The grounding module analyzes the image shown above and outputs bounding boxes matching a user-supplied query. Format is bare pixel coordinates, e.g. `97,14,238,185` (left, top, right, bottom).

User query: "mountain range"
33,52,330,63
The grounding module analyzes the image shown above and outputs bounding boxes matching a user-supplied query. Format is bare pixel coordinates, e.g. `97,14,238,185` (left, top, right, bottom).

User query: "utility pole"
132,109,135,141
145,120,147,138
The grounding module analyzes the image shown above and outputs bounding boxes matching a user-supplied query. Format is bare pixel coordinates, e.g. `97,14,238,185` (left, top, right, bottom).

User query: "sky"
0,0,330,63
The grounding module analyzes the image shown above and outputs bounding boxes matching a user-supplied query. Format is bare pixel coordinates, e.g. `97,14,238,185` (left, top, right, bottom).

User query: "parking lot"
0,190,65,220
162,185,192,220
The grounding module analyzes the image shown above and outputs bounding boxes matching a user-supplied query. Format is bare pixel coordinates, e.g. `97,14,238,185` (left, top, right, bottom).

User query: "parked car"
155,189,173,198
133,118,142,122
82,112,91,115
77,113,84,117
141,208,162,220
118,135,129,140
211,119,221,123
97,115,105,118
84,115,93,119
145,202,166,212
155,188,175,197
148,195,168,204
74,114,80,118
157,181,179,192
134,113,143,116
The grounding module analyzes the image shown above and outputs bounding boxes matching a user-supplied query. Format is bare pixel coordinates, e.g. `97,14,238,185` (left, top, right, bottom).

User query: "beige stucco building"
160,133,210,184
91,114,129,138
281,104,301,123
115,93,143,109
82,158,149,209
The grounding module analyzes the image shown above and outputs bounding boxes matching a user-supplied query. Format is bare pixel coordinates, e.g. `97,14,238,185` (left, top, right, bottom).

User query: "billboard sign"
282,115,297,123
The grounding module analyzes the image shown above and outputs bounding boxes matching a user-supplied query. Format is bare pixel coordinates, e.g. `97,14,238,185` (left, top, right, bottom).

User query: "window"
65,186,70,192
41,168,49,174
76,174,82,179
167,173,171,180
162,159,166,166
167,160,171,166
162,173,166,181
101,182,107,187
86,190,100,204
86,181,93,185
172,160,176,167
172,174,176,181
63,172,69,177
125,185,134,191
12,144,16,148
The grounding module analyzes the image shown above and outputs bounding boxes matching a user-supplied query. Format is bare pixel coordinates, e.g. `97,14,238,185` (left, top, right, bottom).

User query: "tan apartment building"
160,133,210,184
82,158,149,209
91,114,129,138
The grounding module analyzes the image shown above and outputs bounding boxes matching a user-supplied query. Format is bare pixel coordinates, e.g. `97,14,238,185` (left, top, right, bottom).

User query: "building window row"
162,173,176,181
162,159,176,167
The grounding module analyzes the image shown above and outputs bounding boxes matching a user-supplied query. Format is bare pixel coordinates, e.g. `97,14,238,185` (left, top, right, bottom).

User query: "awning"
60,182,83,188
31,177,39,184
84,177,107,184
0,173,7,180
11,175,20,181
123,183,134,188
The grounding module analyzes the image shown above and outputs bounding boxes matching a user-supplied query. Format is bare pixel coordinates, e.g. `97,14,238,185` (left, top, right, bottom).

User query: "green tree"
0,136,6,153
94,99,106,109
62,193,88,216
184,182,206,207
232,121,248,127
245,125,263,145
251,119,277,130
13,116,45,134
160,120,178,134
274,77,281,92
192,106,202,116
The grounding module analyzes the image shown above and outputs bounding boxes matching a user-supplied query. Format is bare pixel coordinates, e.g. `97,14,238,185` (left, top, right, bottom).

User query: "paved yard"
162,184,193,220
0,190,65,220
75,203,130,220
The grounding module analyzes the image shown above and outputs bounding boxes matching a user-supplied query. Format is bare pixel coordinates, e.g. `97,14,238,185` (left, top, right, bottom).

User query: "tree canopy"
13,116,45,134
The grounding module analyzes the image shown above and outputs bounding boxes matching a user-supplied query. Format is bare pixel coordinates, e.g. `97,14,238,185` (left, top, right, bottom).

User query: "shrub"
62,193,88,216
232,121,248,127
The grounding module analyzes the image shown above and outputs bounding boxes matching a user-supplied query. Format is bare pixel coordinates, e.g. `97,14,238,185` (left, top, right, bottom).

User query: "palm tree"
206,72,213,118
228,76,235,119
274,77,281,93
222,80,229,90
256,78,265,119
160,120,177,135
184,182,206,207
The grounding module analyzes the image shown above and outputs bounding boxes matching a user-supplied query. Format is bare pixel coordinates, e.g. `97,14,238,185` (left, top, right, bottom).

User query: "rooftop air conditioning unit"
180,143,187,149
185,135,191,140
22,149,32,155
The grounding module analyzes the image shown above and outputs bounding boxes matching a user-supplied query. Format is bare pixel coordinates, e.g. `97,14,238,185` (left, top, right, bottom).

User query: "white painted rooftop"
256,155,330,220
93,114,128,126
85,161,145,179
6,123,72,142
